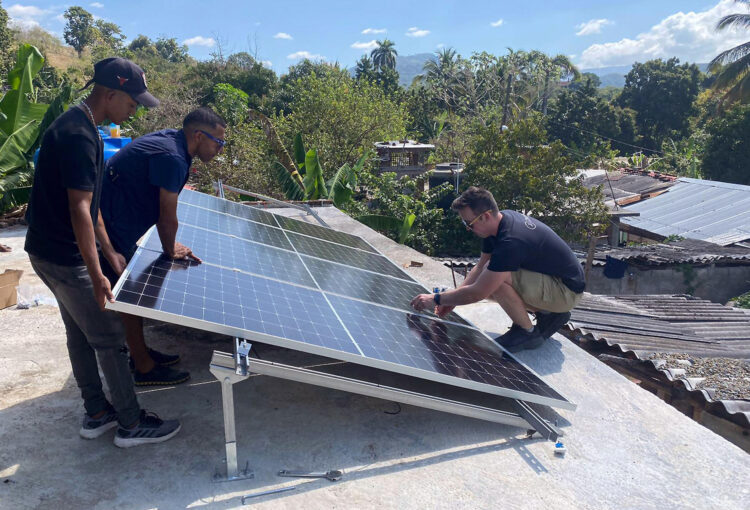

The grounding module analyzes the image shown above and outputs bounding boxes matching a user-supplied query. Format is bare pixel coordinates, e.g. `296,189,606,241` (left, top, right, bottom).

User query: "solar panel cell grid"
287,231,414,281
177,202,292,250
326,294,567,402
179,189,278,226
118,248,359,354
275,215,378,253
142,223,316,287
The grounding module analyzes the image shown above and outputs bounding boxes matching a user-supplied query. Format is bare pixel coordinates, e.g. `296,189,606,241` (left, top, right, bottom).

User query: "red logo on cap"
117,75,129,86
141,72,147,88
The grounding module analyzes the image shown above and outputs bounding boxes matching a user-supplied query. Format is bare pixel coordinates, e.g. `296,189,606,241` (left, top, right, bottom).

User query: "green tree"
93,19,125,50
536,53,580,115
188,52,276,109
547,78,636,156
618,58,702,151
709,0,750,103
354,55,376,82
0,1,13,76
274,68,407,176
155,37,188,63
209,83,249,125
128,34,157,56
63,6,95,58
370,39,397,71
701,103,750,184
465,113,607,242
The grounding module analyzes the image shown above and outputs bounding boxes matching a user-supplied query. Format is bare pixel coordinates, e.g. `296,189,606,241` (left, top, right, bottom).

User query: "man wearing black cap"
25,57,181,448
99,106,227,386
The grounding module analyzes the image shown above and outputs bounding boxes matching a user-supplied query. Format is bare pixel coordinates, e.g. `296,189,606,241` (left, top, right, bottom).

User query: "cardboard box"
0,269,23,310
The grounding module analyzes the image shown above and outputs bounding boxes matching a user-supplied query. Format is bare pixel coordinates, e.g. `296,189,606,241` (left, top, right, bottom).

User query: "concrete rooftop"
1,206,749,510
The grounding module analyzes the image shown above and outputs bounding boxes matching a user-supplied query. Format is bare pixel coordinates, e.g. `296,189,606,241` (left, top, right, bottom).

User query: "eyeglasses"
199,129,226,148
461,210,491,230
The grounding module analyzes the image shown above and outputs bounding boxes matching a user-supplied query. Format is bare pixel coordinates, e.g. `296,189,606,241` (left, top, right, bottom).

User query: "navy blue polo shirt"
100,129,192,255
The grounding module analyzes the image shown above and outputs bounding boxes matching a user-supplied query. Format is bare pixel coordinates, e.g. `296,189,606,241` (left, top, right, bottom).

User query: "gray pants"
30,255,141,426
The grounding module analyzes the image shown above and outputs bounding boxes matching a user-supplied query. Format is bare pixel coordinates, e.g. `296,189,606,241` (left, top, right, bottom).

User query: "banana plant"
274,132,369,207
0,44,74,200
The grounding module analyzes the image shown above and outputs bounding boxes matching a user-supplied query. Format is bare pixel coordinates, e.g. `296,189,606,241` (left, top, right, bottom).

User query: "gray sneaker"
80,406,118,439
114,410,181,448
495,324,545,353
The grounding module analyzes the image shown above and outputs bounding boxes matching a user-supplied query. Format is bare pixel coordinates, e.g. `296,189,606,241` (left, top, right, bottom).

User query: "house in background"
375,140,434,178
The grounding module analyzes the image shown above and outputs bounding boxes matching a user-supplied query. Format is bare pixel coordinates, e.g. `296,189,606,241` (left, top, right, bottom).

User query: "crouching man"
410,186,584,352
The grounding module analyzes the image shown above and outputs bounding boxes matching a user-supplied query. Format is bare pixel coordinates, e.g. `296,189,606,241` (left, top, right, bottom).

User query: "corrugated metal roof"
588,238,750,266
568,294,750,358
621,178,750,244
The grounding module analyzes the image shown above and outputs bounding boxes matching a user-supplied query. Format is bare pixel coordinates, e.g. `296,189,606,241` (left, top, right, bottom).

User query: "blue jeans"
29,255,141,426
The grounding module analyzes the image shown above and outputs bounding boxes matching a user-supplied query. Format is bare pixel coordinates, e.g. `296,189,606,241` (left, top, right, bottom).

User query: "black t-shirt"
482,210,585,293
25,106,103,266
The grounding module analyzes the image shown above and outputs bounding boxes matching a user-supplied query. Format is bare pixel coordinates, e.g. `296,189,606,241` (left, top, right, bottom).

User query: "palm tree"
540,54,580,115
370,39,397,71
710,0,750,103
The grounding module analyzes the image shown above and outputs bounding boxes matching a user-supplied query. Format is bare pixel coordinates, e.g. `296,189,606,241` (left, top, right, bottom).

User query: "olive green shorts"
510,269,583,313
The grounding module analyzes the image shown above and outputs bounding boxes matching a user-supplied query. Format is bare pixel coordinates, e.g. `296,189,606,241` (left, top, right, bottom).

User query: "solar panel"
300,255,469,325
274,214,378,253
142,223,316,287
179,188,278,226
110,189,574,410
177,202,292,251
286,231,414,281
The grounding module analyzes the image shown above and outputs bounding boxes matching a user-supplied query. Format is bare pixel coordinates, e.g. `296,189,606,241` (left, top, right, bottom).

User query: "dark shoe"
128,348,181,371
495,324,545,353
133,365,190,387
80,404,118,439
114,410,181,448
147,348,180,366
536,311,571,339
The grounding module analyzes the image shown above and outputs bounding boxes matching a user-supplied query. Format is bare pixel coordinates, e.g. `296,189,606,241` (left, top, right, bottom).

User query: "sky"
5,0,748,73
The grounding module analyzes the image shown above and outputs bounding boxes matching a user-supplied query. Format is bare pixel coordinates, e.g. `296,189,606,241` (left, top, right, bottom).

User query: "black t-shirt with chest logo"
481,210,585,293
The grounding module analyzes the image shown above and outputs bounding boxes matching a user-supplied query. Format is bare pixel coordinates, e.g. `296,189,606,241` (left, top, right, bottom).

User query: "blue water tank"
33,127,132,165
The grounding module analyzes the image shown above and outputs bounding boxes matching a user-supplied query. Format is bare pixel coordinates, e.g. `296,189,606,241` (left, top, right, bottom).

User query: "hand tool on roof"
241,485,296,503
277,469,343,481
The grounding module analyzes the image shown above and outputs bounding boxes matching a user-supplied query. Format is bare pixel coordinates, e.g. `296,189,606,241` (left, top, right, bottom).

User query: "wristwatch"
434,293,441,305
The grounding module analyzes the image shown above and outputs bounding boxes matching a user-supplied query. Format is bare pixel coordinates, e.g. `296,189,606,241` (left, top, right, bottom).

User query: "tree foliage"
709,0,750,103
274,69,407,176
701,103,750,184
618,58,702,151
63,6,96,58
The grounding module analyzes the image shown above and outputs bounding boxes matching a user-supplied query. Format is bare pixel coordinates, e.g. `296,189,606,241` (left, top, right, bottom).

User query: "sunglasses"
461,210,491,230
199,129,226,148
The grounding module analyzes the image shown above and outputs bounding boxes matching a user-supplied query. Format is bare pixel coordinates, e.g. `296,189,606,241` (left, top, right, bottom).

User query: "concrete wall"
585,263,750,304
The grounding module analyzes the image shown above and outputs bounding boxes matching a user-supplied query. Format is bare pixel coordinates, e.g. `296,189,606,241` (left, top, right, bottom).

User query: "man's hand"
170,242,202,263
410,293,436,312
435,305,455,318
104,250,127,276
93,274,115,311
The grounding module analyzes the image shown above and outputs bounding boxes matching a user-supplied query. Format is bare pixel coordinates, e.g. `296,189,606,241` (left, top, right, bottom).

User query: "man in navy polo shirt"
100,107,226,385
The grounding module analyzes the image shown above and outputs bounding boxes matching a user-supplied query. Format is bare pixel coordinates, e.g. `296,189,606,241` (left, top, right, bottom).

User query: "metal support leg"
209,340,254,482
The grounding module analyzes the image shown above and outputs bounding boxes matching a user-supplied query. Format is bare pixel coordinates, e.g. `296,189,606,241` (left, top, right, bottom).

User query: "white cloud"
183,36,216,47
273,32,293,40
362,28,386,34
578,0,748,68
7,4,50,29
7,5,47,17
262,60,272,68
490,18,504,28
351,40,378,51
575,18,613,36
406,26,430,38
55,13,65,23
436,43,445,48
90,2,104,8
287,50,325,60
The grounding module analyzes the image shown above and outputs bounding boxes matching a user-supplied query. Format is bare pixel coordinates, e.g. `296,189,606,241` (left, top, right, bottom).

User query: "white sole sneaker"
79,418,118,439
113,423,181,448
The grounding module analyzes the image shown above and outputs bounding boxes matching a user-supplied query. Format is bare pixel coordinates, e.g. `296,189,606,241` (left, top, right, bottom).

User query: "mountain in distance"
351,53,710,89
582,63,710,88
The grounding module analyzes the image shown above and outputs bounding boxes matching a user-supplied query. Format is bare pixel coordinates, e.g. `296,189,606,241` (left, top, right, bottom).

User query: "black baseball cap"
83,57,159,107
